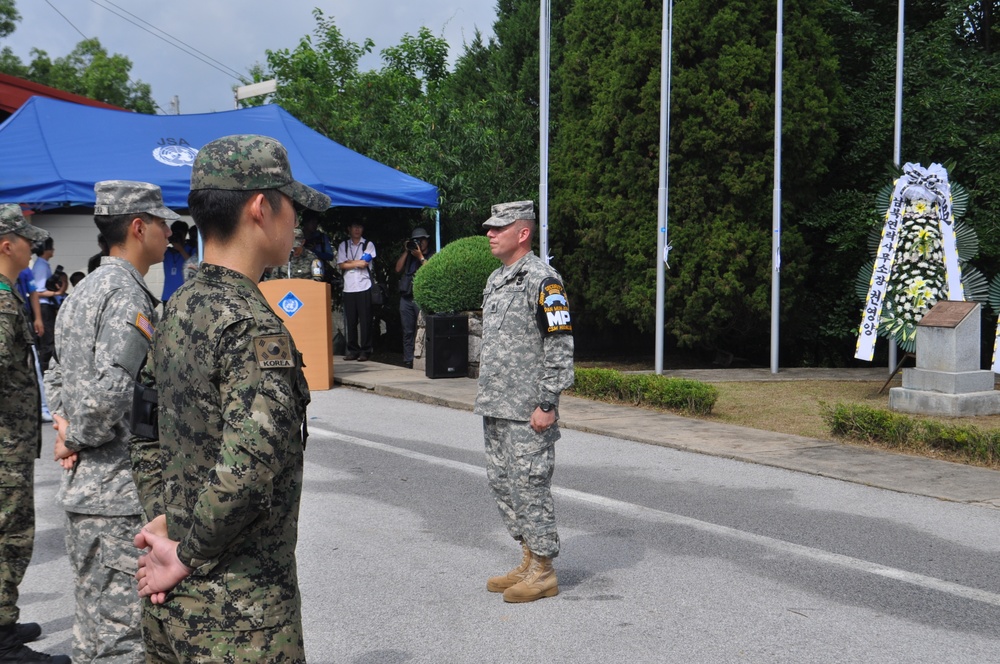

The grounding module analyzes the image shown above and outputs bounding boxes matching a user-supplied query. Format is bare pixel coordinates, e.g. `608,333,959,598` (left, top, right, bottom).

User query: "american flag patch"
134,312,155,341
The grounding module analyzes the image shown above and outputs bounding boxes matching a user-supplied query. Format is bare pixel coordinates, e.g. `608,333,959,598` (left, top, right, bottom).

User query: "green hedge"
823,403,1000,465
572,368,718,416
413,235,500,314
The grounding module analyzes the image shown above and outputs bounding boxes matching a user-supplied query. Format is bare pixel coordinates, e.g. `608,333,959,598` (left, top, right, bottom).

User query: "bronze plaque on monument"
917,300,978,329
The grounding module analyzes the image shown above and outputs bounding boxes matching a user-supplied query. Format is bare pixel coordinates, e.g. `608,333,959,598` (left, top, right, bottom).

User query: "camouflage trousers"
141,611,305,664
65,512,144,663
483,417,560,558
0,471,33,627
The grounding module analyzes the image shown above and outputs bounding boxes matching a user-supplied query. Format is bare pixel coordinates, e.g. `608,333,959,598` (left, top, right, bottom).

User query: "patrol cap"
190,134,331,212
0,204,49,242
94,180,181,221
482,200,535,228
410,227,430,239
293,227,305,242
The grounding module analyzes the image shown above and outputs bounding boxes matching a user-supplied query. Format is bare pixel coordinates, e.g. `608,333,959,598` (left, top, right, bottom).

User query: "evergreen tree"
549,0,841,360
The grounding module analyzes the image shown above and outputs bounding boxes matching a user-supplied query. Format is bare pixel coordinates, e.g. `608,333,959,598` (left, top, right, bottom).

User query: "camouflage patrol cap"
190,134,331,212
94,180,181,220
293,227,305,243
0,204,49,242
482,200,535,228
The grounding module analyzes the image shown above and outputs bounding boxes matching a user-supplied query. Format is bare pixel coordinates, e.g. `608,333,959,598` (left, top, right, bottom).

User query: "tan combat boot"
486,539,532,592
502,555,559,603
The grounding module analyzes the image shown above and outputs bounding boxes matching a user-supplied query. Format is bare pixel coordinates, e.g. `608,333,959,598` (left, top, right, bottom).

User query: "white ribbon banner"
854,184,905,361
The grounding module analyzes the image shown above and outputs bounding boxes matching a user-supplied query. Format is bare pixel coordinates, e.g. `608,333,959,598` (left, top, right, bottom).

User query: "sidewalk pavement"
331,361,1000,509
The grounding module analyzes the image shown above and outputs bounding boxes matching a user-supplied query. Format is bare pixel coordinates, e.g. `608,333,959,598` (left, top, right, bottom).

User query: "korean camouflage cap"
293,226,305,242
482,200,535,228
0,204,49,242
94,180,180,220
190,134,331,212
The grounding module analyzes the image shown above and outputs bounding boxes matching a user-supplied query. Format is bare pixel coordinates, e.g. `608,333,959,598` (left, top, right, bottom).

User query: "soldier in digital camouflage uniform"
0,205,70,664
44,181,177,663
130,134,329,663
262,227,324,282
474,200,574,603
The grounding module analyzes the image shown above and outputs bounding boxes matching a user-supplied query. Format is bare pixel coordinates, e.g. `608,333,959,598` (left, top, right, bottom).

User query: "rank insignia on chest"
254,334,294,368
133,312,155,341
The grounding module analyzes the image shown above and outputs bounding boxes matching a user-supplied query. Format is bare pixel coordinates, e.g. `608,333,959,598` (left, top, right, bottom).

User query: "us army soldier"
45,181,177,663
131,135,330,663
474,200,574,603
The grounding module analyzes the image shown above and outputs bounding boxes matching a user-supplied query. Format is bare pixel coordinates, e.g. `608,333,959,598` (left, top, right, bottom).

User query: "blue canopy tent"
0,96,438,210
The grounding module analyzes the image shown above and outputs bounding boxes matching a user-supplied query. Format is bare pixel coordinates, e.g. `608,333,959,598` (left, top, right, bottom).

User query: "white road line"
311,426,1000,608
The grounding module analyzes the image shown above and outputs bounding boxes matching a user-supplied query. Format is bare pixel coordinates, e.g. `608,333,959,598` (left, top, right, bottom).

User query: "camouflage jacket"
0,274,40,476
474,252,574,421
263,248,323,282
131,263,311,631
45,257,157,516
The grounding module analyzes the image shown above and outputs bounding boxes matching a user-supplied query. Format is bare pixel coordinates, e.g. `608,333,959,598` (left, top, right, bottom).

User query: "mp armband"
129,381,159,440
536,277,573,336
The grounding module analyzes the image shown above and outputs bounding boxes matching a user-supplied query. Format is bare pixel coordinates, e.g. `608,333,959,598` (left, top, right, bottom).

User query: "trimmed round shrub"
413,235,500,314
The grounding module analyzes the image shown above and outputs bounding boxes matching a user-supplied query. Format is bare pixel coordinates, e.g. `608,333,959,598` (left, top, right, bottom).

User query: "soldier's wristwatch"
539,401,555,413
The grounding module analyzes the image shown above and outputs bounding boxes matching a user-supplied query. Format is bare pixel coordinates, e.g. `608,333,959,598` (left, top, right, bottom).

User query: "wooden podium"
259,279,333,390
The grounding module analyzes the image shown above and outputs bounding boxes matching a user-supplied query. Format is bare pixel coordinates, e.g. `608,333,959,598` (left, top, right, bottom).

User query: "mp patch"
254,334,294,368
536,277,572,336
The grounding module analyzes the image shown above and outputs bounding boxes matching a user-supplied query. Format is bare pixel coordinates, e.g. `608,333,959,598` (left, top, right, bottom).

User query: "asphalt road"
20,387,1000,663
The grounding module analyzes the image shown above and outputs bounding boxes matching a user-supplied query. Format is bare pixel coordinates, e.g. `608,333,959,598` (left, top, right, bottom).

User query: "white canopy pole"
655,0,673,374
539,0,551,264
770,0,783,374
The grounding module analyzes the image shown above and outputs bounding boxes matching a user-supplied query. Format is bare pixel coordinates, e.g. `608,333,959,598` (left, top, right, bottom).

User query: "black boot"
0,625,71,664
12,625,40,645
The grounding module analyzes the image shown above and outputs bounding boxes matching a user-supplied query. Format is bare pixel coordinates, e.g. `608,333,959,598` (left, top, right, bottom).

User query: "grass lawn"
691,379,1000,468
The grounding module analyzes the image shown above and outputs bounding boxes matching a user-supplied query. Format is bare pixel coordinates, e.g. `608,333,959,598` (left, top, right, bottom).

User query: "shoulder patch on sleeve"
254,334,294,368
536,277,573,336
133,312,155,341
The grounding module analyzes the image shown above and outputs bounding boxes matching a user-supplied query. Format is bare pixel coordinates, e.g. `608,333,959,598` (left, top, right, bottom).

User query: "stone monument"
889,301,1000,416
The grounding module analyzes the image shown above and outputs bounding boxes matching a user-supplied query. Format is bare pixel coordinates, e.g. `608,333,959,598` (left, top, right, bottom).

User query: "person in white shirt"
336,221,376,361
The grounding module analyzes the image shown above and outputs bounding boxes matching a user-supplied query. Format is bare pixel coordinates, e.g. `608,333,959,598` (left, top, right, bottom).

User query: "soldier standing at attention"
0,205,70,664
131,134,330,663
45,181,177,663
474,201,574,603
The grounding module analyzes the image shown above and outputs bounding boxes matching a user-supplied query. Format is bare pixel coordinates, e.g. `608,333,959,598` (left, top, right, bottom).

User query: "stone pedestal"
414,311,427,373
889,301,1000,416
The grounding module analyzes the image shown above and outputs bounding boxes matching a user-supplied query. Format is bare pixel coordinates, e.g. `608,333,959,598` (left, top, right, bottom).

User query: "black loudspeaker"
425,314,469,379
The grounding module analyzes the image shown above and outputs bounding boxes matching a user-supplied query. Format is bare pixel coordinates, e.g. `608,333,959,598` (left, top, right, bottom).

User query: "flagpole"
771,0,783,374
889,0,904,373
539,0,551,264
655,0,673,374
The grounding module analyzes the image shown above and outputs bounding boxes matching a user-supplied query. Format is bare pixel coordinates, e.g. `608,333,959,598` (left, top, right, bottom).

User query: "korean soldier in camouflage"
474,200,574,603
262,227,324,281
44,181,177,663
130,134,329,663
0,205,70,664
